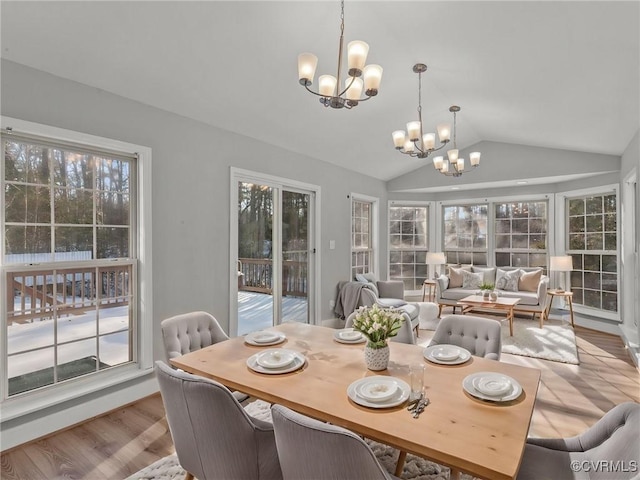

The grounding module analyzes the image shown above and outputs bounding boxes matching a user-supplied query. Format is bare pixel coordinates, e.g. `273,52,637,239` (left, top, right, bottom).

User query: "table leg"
568,296,575,327
422,283,426,302
449,467,461,480
544,295,553,323
508,307,514,336
395,451,407,477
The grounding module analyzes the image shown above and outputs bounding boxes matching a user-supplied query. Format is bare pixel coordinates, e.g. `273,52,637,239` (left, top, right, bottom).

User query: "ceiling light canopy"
392,63,481,178
297,0,382,109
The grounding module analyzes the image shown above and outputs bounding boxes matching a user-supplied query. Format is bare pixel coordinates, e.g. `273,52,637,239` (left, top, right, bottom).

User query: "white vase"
364,342,390,371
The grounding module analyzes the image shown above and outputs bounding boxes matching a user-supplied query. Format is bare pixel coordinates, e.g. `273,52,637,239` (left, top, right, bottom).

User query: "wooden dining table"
171,322,541,480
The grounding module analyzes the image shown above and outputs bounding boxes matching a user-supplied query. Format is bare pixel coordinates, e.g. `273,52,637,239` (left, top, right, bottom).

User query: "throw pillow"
448,267,467,288
471,266,497,285
462,270,484,289
519,269,542,292
355,273,368,283
496,269,522,291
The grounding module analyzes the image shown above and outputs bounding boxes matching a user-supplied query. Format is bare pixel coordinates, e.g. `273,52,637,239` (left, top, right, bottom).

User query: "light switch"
329,240,335,250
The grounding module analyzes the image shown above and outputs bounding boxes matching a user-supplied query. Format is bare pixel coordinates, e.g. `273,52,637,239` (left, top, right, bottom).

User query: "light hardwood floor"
2,321,639,479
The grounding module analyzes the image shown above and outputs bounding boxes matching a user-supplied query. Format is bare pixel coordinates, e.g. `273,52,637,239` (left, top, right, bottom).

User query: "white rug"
501,317,579,364
128,400,473,480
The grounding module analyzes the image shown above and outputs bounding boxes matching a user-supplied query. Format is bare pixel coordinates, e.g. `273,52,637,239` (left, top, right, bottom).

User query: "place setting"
462,371,523,403
333,328,366,344
246,348,306,374
244,330,287,346
423,344,472,365
347,376,410,409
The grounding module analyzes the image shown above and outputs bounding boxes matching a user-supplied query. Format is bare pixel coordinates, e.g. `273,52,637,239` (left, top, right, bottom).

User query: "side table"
545,290,575,327
422,279,437,302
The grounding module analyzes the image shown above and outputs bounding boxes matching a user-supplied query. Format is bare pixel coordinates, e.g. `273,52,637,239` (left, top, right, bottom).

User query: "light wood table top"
171,322,540,480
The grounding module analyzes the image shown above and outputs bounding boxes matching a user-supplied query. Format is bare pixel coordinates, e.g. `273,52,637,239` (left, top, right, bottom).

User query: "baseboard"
619,325,640,368
0,374,159,451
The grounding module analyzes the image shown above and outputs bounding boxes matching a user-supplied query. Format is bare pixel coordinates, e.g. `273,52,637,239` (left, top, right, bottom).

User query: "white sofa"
435,265,549,326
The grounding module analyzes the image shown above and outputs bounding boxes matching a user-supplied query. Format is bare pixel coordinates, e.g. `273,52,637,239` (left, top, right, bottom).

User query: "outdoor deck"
237,291,308,335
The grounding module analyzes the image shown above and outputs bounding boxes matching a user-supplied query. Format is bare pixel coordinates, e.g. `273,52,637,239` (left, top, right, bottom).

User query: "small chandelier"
392,63,481,177
297,0,383,109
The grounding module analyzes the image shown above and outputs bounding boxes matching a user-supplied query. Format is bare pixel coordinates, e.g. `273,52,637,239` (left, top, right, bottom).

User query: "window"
389,205,428,291
351,197,376,278
567,192,618,312
495,201,548,271
442,204,488,265
1,118,152,416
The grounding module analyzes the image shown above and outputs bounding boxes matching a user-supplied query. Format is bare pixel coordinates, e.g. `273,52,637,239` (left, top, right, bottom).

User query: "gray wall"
0,59,387,363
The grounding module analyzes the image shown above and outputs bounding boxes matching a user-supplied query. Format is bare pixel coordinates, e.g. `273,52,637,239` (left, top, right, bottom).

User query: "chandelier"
297,0,383,109
392,63,481,177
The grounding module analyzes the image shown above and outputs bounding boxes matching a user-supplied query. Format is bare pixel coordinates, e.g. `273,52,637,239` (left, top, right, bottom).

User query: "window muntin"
389,205,428,291
567,193,618,312
352,199,372,277
494,201,548,271
3,134,136,398
443,204,488,265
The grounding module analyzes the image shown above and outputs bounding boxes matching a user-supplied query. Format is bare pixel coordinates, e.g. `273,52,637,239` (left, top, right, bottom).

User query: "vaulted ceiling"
1,1,638,184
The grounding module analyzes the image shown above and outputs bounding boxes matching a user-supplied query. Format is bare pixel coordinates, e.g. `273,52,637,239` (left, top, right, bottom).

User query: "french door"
230,169,318,336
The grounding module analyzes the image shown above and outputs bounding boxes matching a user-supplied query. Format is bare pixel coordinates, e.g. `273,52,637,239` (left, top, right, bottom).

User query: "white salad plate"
463,372,522,402
245,331,286,346
334,329,366,344
247,350,305,375
355,377,399,402
347,376,410,409
423,345,472,365
256,349,296,369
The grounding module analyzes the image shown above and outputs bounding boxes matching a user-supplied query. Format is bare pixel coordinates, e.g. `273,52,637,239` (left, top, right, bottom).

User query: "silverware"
412,396,430,418
406,393,423,411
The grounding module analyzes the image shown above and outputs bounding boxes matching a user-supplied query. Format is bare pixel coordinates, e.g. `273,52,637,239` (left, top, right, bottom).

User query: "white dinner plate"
355,377,399,402
334,328,366,344
431,345,462,361
247,350,306,375
473,374,512,397
245,331,286,346
347,376,410,409
462,372,523,402
256,349,296,369
423,345,472,365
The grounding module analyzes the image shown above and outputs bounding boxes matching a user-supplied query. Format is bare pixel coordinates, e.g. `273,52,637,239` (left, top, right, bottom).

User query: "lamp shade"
426,252,446,265
550,256,572,271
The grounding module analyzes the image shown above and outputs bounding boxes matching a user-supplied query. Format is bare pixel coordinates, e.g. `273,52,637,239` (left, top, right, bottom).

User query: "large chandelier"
392,63,481,177
297,0,383,109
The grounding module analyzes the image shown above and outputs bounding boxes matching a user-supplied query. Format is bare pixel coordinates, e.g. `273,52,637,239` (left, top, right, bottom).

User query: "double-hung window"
442,204,488,265
566,191,618,314
389,205,428,291
351,196,377,277
1,118,152,416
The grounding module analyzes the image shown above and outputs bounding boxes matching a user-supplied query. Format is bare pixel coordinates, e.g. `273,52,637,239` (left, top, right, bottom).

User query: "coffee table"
458,295,521,336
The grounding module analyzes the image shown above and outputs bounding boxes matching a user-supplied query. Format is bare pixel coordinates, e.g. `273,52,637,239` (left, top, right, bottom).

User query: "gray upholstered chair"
155,361,283,480
428,314,502,360
161,310,248,402
271,404,400,480
345,310,415,345
518,402,640,480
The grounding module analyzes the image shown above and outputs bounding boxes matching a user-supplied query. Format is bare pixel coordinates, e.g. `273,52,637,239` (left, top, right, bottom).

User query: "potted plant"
479,282,495,300
351,304,405,371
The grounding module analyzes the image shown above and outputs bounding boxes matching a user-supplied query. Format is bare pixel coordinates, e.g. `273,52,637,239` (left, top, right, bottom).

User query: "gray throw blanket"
334,281,368,319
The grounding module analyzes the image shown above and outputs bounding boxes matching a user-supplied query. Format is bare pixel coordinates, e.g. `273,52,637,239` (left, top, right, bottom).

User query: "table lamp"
550,255,573,292
426,252,446,280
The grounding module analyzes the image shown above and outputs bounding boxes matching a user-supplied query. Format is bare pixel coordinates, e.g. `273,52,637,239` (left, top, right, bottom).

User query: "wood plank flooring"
2,322,638,479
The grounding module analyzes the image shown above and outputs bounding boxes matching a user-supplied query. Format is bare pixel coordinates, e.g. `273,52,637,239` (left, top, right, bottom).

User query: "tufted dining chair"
271,404,401,480
161,311,248,402
517,402,640,480
428,314,502,360
155,361,282,480
345,310,415,345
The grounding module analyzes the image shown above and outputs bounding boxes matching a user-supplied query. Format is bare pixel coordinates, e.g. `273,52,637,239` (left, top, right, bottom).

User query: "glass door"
235,181,312,335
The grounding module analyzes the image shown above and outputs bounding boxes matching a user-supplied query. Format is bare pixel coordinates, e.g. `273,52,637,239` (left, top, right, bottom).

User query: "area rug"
127,400,473,480
501,317,579,364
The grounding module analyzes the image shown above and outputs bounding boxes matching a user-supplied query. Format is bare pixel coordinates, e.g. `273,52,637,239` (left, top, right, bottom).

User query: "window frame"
557,185,620,321
0,116,153,421
350,193,378,279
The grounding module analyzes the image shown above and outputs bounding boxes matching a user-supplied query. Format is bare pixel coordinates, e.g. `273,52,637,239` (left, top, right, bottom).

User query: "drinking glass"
409,363,425,400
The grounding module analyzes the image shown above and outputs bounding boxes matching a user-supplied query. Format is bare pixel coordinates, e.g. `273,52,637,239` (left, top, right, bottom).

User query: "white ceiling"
1,1,638,183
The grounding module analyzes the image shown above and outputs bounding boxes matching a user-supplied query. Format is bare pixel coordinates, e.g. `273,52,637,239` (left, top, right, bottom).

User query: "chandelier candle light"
392,63,481,177
297,0,383,109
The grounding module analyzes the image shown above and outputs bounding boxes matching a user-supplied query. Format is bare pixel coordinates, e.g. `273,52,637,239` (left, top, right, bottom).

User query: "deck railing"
238,255,307,297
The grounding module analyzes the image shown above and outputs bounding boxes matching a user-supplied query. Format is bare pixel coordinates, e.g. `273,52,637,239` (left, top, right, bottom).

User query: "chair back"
345,311,415,345
429,314,502,360
161,311,229,362
271,404,392,480
155,361,282,480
